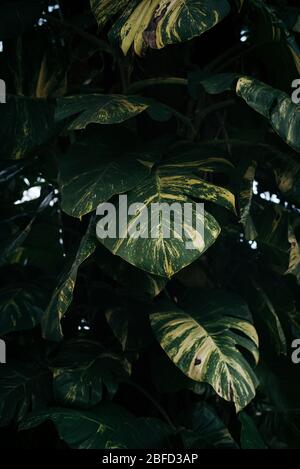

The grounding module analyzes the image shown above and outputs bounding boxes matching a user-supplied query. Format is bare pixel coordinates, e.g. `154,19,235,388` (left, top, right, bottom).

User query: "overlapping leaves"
91,0,231,56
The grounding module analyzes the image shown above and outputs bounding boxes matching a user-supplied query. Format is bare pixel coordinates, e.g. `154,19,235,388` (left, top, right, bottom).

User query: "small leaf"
41,218,97,342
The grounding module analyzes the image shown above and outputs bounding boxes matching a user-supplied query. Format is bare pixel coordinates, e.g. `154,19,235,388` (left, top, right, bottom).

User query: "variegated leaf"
97,157,235,278
20,404,173,449
181,402,238,448
52,340,131,408
239,161,257,241
236,77,300,153
106,0,231,56
55,94,149,129
89,0,130,28
41,219,97,342
0,287,46,336
0,96,55,159
151,291,259,411
59,129,151,218
0,361,51,427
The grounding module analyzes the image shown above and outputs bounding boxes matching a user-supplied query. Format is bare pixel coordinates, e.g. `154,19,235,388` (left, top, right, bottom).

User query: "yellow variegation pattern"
91,0,231,56
89,0,130,28
151,291,259,411
97,157,235,278
55,94,149,129
236,76,300,153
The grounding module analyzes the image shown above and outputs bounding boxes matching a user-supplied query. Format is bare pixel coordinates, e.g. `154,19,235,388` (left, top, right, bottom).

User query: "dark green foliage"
0,0,300,450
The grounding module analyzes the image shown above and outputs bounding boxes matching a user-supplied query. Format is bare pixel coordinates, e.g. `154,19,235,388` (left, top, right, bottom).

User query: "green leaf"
55,94,149,129
96,244,167,299
59,129,151,218
239,161,257,241
52,340,131,408
97,156,235,278
236,77,300,153
0,96,55,159
20,404,173,449
105,300,153,352
41,218,97,342
89,0,130,29
0,361,51,427
151,290,259,411
239,412,267,449
0,191,54,265
250,280,287,356
107,0,231,56
181,402,238,449
188,71,239,98
0,287,46,336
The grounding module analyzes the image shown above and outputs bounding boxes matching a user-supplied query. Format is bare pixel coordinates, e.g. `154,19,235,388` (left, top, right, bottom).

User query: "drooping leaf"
236,77,300,153
20,404,173,449
41,218,97,342
0,191,54,265
52,340,131,408
55,94,149,129
0,95,56,159
97,155,235,278
151,290,259,411
239,161,257,240
59,129,151,218
106,0,231,56
181,402,238,449
249,280,287,356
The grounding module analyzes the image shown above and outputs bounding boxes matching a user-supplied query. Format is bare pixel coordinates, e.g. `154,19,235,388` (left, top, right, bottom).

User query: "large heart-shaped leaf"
59,129,151,218
151,290,259,411
0,361,51,427
52,340,131,408
20,404,173,449
91,0,231,56
97,155,235,278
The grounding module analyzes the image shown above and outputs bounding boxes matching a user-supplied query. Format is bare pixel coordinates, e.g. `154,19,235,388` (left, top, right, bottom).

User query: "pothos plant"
0,0,300,450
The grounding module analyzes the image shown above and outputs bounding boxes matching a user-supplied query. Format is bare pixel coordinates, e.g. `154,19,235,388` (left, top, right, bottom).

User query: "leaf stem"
124,380,176,431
